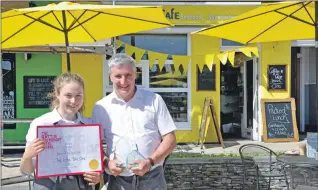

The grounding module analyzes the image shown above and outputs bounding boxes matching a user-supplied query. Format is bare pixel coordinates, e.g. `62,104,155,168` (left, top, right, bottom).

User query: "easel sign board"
261,98,299,143
198,97,224,148
36,124,104,179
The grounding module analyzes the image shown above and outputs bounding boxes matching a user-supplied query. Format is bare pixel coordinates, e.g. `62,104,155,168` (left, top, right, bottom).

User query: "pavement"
0,138,307,190
174,138,307,155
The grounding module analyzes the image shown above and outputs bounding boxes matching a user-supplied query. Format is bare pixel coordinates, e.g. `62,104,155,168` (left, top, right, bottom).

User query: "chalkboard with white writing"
261,98,299,143
268,65,286,90
24,76,56,108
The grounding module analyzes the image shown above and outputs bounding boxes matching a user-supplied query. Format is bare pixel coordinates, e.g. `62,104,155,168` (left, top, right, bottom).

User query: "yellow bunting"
148,51,157,69
249,47,259,57
116,40,124,49
123,44,145,64
157,53,168,71
172,56,182,71
125,44,134,57
217,52,228,65
192,55,205,73
116,40,259,69
204,54,214,71
228,51,235,66
172,55,190,72
134,47,146,65
150,79,186,86
147,51,168,71
238,47,252,57
173,70,187,78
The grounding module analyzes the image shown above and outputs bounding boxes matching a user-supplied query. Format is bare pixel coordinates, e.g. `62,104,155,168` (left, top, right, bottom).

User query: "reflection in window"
150,63,187,88
118,35,187,60
222,39,244,46
2,53,16,129
158,92,187,122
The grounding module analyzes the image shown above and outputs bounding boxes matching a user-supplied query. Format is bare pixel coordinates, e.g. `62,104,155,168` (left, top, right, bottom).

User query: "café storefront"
2,1,295,144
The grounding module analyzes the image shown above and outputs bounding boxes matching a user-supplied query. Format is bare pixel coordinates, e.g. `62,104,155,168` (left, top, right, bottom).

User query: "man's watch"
147,158,155,166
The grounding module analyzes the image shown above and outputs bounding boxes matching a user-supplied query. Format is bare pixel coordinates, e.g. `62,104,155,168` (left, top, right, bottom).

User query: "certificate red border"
35,124,104,179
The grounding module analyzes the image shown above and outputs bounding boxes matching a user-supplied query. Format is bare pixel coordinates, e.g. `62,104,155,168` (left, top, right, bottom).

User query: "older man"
92,53,177,190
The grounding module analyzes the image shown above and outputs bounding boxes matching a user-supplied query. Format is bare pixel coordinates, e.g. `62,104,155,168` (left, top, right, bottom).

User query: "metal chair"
283,163,318,190
239,144,289,190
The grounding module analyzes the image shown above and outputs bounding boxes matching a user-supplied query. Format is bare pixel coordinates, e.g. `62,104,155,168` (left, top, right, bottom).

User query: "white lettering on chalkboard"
267,104,290,123
24,76,55,108
266,103,293,138
269,66,284,89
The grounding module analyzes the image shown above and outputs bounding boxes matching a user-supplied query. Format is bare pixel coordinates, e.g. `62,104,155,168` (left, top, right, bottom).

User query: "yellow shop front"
62,3,293,143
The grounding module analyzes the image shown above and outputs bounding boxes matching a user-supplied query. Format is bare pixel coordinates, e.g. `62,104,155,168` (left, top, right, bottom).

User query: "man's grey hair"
108,53,136,73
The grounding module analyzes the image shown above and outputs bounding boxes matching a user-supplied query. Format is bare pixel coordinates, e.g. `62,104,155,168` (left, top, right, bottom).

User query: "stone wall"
164,157,288,190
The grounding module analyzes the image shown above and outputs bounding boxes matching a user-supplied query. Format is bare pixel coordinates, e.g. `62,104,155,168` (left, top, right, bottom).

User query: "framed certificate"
36,124,104,179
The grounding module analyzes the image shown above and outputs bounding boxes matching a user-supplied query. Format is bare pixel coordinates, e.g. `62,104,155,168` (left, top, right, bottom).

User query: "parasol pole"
112,0,116,57
62,10,71,72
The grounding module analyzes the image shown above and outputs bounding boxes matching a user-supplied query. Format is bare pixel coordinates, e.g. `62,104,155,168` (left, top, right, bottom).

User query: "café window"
105,34,189,129
221,39,244,47
2,53,16,129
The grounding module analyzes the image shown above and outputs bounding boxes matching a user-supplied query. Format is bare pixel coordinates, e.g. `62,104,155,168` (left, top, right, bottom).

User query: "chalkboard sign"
24,76,56,108
261,98,299,143
268,65,286,90
197,65,216,91
306,132,318,158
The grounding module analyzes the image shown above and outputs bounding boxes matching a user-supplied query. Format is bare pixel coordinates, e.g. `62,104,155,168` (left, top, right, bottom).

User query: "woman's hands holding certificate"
24,138,45,159
83,172,101,185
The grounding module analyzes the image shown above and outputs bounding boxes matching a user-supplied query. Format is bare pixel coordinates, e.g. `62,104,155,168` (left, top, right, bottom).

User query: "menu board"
261,98,299,143
24,76,56,108
268,65,286,90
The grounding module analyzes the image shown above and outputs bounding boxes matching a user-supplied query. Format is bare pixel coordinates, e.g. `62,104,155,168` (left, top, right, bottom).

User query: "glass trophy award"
111,135,131,169
126,144,146,169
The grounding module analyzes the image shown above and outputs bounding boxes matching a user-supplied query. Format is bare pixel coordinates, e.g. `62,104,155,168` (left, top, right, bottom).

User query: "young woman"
20,73,101,190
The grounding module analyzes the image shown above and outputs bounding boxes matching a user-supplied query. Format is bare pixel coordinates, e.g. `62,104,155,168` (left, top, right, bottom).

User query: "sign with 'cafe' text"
161,5,259,25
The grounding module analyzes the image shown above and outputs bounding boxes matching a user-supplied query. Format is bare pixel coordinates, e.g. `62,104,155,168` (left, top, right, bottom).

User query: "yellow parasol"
193,1,314,44
1,1,173,71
